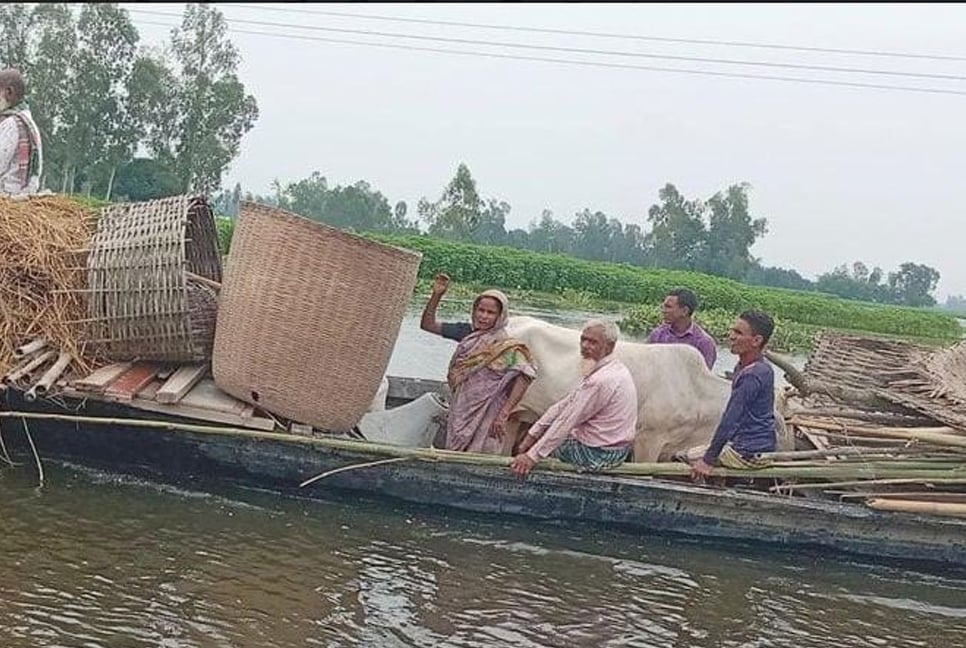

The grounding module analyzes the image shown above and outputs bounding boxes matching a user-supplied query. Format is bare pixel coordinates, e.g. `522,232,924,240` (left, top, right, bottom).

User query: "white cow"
505,315,790,462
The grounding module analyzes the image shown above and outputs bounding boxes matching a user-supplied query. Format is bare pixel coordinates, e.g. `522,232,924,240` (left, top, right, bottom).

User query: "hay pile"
0,195,97,377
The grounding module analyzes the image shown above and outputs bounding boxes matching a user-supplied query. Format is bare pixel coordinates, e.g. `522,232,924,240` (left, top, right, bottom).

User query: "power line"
129,8,966,83
131,19,966,97
220,2,966,64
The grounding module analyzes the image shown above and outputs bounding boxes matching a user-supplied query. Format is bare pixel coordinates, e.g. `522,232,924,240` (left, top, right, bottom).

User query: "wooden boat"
1,362,965,570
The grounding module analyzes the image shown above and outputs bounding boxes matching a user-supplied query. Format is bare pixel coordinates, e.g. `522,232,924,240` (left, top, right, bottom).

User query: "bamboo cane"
769,478,966,492
785,407,934,426
865,499,966,518
790,418,966,449
760,446,907,461
2,350,56,385
185,271,222,292
1,410,965,482
836,491,966,502
22,419,43,489
14,337,47,358
25,352,72,401
299,457,410,488
790,417,959,436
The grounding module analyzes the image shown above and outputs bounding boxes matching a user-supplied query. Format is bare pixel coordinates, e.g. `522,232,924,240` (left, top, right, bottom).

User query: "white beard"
578,357,598,378
0,97,8,111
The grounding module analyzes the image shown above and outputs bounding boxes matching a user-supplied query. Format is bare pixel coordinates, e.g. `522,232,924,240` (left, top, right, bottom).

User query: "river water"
2,311,964,647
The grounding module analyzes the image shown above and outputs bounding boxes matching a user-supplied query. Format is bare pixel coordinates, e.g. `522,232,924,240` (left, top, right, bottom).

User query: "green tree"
470,199,510,245
419,163,483,240
945,295,966,313
644,183,707,270
816,261,893,303
745,263,815,291
126,52,180,167
276,171,417,234
0,4,32,70
112,157,181,201
703,183,768,279
527,209,573,255
60,4,139,196
169,3,258,193
21,3,76,191
888,262,940,307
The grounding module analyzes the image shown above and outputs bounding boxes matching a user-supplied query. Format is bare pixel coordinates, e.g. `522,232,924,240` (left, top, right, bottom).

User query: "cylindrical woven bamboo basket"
85,195,223,362
212,202,422,431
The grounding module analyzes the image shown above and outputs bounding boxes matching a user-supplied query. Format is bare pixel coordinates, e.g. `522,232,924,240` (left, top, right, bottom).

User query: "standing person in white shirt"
0,68,43,197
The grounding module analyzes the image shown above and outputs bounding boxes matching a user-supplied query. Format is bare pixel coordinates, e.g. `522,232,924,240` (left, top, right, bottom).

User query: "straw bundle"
0,195,97,376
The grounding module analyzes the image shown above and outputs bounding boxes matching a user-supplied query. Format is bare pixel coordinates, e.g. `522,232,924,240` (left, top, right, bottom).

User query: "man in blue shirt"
690,310,777,480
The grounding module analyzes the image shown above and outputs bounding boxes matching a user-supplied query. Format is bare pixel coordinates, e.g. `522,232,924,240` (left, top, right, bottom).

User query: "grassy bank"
373,235,961,342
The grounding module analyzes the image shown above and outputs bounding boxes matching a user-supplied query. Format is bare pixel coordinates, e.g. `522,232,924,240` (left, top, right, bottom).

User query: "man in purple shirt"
690,310,777,480
647,288,717,370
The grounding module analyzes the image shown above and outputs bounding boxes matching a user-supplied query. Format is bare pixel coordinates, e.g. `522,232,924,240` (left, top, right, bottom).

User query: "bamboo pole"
1,410,965,482
2,351,56,385
185,271,222,292
25,352,73,401
790,418,966,449
836,491,966,502
866,499,966,518
790,417,959,436
299,457,410,488
14,337,47,358
0,420,16,467
760,446,907,461
770,478,966,492
22,420,43,489
786,407,934,426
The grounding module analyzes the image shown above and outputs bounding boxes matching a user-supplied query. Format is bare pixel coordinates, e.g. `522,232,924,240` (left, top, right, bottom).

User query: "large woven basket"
85,195,223,362
212,202,422,431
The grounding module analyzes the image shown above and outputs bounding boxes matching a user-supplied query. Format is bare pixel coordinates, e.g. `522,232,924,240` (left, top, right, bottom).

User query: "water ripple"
2,464,965,647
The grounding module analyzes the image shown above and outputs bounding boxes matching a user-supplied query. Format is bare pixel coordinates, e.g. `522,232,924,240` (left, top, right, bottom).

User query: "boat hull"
3,388,966,569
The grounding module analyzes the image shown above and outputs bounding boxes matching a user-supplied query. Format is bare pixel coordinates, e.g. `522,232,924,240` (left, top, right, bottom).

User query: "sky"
125,3,966,300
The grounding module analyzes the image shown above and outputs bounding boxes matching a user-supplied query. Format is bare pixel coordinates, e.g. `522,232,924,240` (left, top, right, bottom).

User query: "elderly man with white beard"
509,319,638,478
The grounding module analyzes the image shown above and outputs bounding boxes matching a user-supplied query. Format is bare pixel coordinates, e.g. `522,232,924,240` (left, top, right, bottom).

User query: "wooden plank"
73,362,133,392
136,378,164,401
179,379,251,416
156,364,206,404
125,397,277,431
104,363,160,401
58,385,276,432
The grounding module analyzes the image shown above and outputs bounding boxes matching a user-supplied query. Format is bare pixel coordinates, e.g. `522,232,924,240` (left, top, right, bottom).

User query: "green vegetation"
371,234,962,348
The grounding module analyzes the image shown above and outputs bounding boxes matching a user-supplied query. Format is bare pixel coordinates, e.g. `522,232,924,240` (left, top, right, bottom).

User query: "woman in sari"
420,273,537,454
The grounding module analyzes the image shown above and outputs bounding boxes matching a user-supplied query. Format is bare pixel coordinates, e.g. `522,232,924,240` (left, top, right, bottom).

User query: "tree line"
0,3,256,197
1,4,948,309
218,163,944,308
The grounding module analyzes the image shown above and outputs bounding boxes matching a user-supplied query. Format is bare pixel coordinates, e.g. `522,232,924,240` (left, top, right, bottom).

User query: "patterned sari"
444,290,537,454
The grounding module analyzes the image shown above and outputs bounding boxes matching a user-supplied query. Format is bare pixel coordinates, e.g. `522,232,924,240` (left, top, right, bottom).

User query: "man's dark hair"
740,309,775,345
0,69,25,103
668,288,698,316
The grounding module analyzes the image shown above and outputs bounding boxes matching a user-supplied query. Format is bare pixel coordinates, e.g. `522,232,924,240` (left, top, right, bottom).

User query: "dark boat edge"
2,378,965,571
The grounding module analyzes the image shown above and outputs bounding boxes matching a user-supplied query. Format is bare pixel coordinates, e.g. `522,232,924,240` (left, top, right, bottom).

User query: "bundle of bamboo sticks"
777,410,966,517
0,195,98,377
